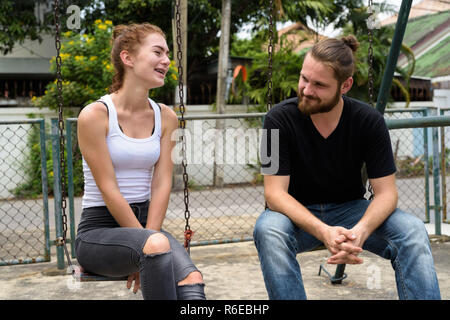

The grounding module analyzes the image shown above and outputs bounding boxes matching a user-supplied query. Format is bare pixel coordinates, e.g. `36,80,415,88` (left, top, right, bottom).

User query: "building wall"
5,34,56,59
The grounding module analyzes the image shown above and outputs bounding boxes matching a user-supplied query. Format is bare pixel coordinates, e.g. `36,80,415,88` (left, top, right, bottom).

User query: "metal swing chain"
367,0,375,200
174,0,193,254
54,0,73,269
267,0,274,112
263,0,274,211
368,0,375,107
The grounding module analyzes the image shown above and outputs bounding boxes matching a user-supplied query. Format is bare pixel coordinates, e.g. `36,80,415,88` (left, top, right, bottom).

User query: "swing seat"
77,272,128,282
68,229,194,283
72,267,128,282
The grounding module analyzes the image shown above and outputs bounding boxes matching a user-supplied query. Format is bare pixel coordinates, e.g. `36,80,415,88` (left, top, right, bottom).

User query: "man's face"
297,54,343,116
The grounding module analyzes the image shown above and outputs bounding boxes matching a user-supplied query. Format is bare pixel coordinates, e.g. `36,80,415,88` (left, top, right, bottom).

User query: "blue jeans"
253,199,441,300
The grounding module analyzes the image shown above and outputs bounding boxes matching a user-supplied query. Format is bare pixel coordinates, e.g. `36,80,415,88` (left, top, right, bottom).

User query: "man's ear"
341,77,353,94
119,50,134,68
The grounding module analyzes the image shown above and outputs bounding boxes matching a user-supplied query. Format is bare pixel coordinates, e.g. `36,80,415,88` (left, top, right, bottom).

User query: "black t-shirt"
261,95,396,205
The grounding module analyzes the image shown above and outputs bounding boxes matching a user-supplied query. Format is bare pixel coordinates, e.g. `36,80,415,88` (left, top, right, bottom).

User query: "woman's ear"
119,50,134,68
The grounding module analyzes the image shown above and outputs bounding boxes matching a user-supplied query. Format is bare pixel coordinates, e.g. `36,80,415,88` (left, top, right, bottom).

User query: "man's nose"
302,83,314,96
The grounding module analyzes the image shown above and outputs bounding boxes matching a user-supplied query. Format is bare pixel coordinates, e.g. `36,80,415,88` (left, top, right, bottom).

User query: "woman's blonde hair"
109,23,166,93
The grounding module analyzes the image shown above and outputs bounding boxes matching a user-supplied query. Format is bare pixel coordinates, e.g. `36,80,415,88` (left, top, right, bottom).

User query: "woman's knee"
142,232,171,255
178,270,203,286
177,271,206,300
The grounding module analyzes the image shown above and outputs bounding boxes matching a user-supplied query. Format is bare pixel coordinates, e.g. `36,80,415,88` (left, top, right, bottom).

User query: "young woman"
75,23,205,300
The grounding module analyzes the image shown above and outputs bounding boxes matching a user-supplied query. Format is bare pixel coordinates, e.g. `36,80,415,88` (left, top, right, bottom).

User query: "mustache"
298,90,319,101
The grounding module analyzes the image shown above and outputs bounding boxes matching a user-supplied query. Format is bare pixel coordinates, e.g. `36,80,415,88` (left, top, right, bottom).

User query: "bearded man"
254,35,441,300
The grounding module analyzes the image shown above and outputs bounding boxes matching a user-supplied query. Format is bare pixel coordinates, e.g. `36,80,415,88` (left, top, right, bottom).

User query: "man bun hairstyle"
341,35,360,53
308,35,360,84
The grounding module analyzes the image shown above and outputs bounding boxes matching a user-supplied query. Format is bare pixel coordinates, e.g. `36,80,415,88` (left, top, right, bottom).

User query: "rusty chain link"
174,0,192,254
53,0,73,269
267,0,274,112
367,0,375,200
368,0,375,107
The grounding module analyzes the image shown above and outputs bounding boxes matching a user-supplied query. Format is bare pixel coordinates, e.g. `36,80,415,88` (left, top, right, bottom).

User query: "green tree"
32,19,179,112
342,5,415,105
79,0,273,84
0,0,46,54
232,34,305,112
231,1,412,108
0,0,91,54
1,0,267,85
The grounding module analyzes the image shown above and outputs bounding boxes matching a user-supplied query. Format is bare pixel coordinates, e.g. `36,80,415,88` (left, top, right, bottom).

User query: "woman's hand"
127,272,140,294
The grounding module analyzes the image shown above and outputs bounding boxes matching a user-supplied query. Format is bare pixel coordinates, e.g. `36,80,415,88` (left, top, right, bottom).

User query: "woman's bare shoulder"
77,101,109,137
159,103,178,125
78,101,108,121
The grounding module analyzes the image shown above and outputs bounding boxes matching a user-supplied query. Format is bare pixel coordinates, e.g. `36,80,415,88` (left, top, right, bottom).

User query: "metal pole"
214,0,232,187
318,263,347,285
39,119,51,262
332,264,347,284
51,118,65,269
424,109,430,222
386,116,450,129
376,0,413,114
440,122,447,224
432,125,442,235
66,119,76,258
439,109,448,222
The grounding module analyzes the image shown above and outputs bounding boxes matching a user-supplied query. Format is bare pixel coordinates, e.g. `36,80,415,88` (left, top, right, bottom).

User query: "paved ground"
0,232,448,300
1,187,449,301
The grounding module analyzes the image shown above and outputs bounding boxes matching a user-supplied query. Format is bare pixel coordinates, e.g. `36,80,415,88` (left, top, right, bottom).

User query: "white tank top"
81,94,161,209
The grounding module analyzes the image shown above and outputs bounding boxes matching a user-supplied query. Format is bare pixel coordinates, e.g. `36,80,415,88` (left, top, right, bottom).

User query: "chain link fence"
0,119,50,266
384,108,431,222
2,109,449,267
65,115,266,246
166,114,266,245
440,108,450,223
66,110,443,246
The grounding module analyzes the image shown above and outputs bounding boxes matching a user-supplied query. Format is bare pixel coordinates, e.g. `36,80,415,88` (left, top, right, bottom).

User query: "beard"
297,87,341,116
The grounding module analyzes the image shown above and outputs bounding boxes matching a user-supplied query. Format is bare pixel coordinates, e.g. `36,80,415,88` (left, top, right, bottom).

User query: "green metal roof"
412,37,450,78
402,10,450,48
399,10,450,78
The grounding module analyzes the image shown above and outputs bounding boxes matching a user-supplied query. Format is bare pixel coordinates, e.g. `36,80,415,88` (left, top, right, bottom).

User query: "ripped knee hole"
143,233,171,255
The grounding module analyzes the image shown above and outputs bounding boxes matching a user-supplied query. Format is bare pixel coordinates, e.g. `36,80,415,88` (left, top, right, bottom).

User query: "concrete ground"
1,193,449,301
0,231,448,301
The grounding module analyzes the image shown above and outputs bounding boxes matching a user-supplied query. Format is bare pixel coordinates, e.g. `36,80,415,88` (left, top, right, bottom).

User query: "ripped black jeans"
75,200,205,300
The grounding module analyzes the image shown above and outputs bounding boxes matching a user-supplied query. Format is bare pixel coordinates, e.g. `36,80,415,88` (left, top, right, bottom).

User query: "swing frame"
52,0,192,281
52,0,415,284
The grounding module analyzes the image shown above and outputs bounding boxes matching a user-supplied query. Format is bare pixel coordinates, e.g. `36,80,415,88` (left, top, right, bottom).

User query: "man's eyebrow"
314,80,327,86
301,73,327,87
